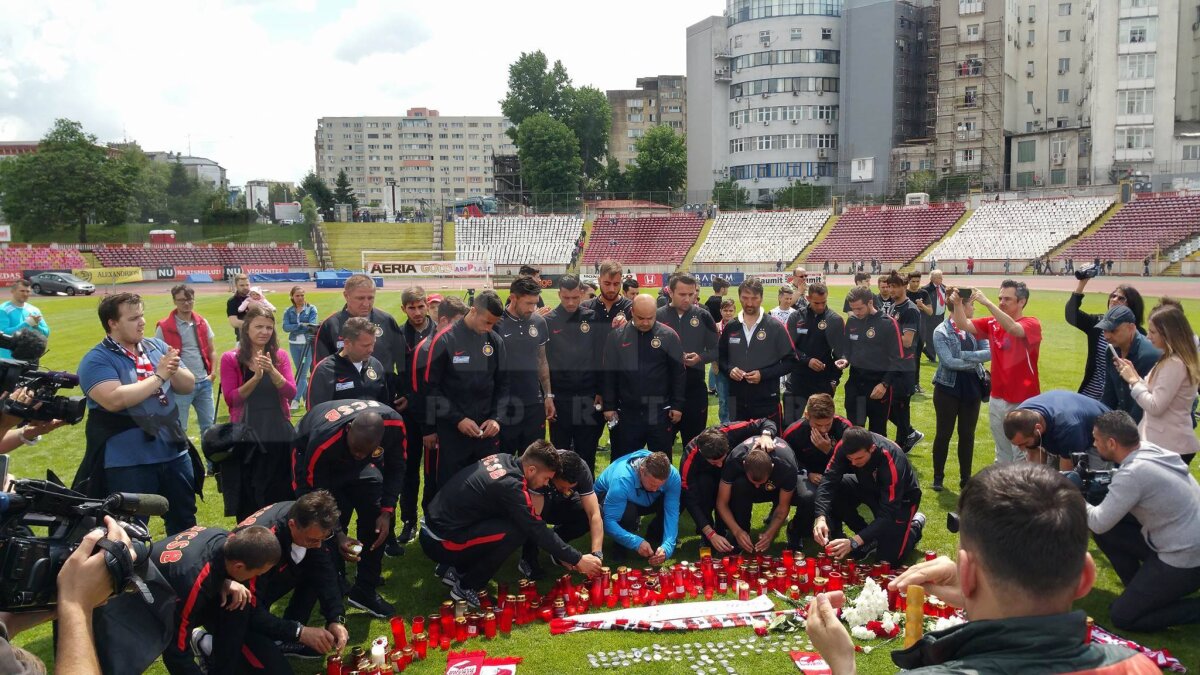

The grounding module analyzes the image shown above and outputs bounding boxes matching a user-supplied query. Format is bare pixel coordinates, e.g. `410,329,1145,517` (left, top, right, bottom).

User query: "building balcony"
715,69,733,82
1114,147,1154,162
959,1,984,15
956,129,983,141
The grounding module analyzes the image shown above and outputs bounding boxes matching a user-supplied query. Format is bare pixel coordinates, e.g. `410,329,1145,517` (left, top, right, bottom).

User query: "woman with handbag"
281,285,318,410
219,305,296,519
931,289,991,491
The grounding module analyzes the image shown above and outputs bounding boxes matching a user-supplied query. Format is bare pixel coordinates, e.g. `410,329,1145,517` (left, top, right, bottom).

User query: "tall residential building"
687,1,844,204
1086,0,1200,190
314,108,515,212
607,76,687,169
840,0,937,196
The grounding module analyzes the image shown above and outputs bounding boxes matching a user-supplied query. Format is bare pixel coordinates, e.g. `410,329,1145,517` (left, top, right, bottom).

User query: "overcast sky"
0,0,711,185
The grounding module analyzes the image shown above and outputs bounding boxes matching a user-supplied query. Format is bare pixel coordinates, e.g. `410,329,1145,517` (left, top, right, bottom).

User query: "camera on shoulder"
0,463,162,612
0,330,86,425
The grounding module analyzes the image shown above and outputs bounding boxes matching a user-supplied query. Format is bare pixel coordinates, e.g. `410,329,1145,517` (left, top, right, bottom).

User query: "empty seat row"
694,210,831,264
1061,193,1200,261
805,204,965,264
929,197,1113,261
581,214,706,266
455,216,583,265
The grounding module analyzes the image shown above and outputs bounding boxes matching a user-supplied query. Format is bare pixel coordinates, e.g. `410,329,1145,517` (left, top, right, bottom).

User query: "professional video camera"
1071,451,1113,504
0,466,163,612
0,330,86,425
1074,264,1101,281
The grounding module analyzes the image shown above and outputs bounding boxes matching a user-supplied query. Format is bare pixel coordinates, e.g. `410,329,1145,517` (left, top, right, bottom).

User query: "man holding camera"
1087,411,1200,632
1002,389,1110,470
76,293,200,535
807,463,1159,673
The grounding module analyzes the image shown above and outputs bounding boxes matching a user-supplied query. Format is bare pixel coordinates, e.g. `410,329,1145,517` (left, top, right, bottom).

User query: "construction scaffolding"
936,19,1005,191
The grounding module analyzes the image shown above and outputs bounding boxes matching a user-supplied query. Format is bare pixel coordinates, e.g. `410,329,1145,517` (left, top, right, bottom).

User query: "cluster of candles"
323,548,953,674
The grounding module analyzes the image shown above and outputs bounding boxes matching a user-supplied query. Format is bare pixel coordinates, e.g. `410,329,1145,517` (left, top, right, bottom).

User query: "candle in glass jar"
499,604,513,634
325,655,341,675
390,617,407,648
737,580,750,601
413,632,428,660
454,617,468,643
484,611,497,639
828,571,844,591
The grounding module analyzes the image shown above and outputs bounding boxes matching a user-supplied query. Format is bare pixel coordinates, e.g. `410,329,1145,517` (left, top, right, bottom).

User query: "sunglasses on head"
1111,293,1127,301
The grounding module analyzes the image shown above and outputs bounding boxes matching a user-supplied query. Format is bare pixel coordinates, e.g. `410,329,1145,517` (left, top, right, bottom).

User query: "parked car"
30,272,96,296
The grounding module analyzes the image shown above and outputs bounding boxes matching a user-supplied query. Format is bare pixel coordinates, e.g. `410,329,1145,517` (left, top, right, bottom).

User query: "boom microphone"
104,493,170,517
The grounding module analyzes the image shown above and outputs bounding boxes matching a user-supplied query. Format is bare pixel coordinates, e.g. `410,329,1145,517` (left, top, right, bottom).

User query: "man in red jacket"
155,284,216,445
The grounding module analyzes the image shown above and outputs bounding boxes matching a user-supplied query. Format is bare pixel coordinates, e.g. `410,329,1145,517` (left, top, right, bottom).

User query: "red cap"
427,293,444,302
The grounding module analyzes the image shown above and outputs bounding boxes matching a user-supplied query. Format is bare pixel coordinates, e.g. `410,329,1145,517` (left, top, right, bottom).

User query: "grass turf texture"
11,285,1200,674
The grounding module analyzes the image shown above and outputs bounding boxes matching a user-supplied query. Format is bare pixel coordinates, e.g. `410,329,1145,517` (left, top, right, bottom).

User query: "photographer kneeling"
1087,411,1200,632
807,463,1158,674
1,516,137,674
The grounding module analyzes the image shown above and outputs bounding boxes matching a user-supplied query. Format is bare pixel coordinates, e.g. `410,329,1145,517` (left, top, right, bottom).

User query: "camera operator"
75,293,201,535
1086,411,1200,632
0,516,135,674
807,463,1158,674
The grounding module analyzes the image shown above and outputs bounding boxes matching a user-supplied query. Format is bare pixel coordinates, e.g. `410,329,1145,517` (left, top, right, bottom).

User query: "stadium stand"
693,209,831,264
0,245,85,272
805,203,965,265
929,197,1113,262
455,215,583,265
93,243,307,268
1060,193,1200,262
581,214,705,266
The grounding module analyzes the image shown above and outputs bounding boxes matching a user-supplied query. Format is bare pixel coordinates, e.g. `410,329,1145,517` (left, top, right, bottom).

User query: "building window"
1018,140,1037,163
1051,168,1067,184
1027,90,1035,104
821,28,832,40
1051,139,1067,156
965,24,980,40
1183,145,1200,160
791,27,802,40
1120,0,1157,8
1057,58,1071,75
964,86,978,106
1028,29,1035,44
757,136,773,150
1116,127,1152,149
1058,3,1071,15
1057,30,1070,42
1117,89,1153,115
1016,171,1037,187
1057,88,1070,103
1118,54,1156,79
734,35,743,48
1120,17,1156,44
1027,61,1035,76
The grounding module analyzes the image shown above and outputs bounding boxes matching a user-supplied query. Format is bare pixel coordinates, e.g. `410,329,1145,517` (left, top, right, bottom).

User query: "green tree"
333,170,358,210
565,86,610,178
627,126,686,204
268,182,292,205
601,156,629,195
167,158,191,197
500,51,572,142
300,195,319,226
773,182,829,209
712,178,749,211
0,118,135,242
298,171,335,214
517,113,582,212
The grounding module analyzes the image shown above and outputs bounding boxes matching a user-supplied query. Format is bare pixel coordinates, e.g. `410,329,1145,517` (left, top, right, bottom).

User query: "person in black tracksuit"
583,267,633,451
716,435,799,552
312,276,407,407
420,448,600,594
782,396,853,548
657,274,719,451
784,283,846,427
291,399,405,617
307,336,389,409
545,276,603,471
423,291,508,491
407,298,470,510
154,526,284,675
884,275,923,450
602,296,686,460
840,287,904,437
497,277,550,455
400,298,435,539
718,279,796,425
233,496,348,655
680,418,778,553
814,428,924,564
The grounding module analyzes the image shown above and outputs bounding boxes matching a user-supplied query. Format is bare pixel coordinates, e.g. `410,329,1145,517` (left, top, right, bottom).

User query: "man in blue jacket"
594,450,680,565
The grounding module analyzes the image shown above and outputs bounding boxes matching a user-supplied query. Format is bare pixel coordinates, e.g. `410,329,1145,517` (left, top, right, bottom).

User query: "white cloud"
0,0,694,184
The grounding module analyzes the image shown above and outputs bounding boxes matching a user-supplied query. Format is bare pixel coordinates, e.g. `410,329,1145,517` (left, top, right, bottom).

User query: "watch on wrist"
591,550,603,560
850,539,861,551
295,623,304,640
545,393,555,399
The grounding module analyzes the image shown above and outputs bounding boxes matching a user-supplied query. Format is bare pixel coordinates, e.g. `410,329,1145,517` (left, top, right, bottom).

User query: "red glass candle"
737,580,750,601
439,635,451,651
789,584,801,601
325,655,342,675
590,575,604,607
782,549,794,568
454,617,468,643
806,556,817,580
718,573,729,595
515,593,529,625
757,578,768,597
925,550,937,562
484,611,497,639
390,616,407,649
411,616,425,637
413,633,428,660
499,604,513,635
466,614,479,640
828,571,844,591
440,601,454,637
401,647,414,670
427,617,441,646
814,576,828,595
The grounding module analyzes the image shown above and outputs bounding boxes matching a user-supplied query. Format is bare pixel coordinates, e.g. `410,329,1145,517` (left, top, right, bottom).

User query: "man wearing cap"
426,294,444,321
1097,305,1161,423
